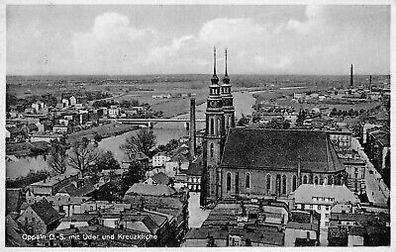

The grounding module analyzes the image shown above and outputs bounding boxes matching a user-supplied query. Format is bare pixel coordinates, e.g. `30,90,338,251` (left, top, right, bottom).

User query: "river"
6,92,255,178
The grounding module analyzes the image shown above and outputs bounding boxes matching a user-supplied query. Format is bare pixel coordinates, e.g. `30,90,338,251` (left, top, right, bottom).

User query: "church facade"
200,49,347,205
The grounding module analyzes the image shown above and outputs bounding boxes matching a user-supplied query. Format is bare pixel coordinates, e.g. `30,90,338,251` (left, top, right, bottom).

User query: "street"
350,137,389,207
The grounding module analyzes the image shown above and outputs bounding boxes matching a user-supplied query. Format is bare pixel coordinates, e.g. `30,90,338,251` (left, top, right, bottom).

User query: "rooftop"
293,184,359,205
31,172,79,187
125,183,176,197
30,199,62,225
221,128,344,172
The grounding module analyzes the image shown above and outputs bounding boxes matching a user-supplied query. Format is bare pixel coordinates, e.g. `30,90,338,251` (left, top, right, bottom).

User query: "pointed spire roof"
222,48,230,84
211,47,219,84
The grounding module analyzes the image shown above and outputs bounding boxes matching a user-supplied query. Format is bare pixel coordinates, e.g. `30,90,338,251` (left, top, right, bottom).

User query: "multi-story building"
291,184,359,229
152,152,171,167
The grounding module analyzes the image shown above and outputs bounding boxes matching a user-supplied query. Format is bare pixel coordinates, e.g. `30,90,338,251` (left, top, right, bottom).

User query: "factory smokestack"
350,64,354,87
190,98,196,157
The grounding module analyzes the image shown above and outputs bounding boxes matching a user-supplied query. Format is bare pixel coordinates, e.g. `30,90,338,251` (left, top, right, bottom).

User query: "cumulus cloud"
70,12,158,74
7,6,390,75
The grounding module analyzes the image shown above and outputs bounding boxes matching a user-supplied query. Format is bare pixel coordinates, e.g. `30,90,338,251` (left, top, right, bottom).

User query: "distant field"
7,74,389,117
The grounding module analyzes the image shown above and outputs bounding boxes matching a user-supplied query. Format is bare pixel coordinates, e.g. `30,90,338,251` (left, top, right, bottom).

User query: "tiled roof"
59,181,96,197
151,172,170,185
30,199,62,225
6,215,28,247
221,128,344,172
185,227,229,240
125,183,176,196
293,184,359,205
184,156,203,176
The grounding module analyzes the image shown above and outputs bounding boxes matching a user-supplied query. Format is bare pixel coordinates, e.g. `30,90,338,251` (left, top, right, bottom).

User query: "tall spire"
225,48,228,77
211,46,219,84
222,48,230,84
213,46,217,76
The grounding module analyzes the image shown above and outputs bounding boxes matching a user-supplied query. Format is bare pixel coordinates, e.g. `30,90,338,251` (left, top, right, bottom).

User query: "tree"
237,113,249,126
122,128,156,156
47,140,67,174
93,132,103,142
68,141,99,177
94,150,120,172
121,162,146,193
296,109,307,126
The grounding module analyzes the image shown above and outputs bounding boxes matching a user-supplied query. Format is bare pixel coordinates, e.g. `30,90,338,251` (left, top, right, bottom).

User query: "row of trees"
329,108,366,118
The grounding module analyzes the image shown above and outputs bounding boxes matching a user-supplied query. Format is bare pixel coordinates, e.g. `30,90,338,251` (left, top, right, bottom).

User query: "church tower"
202,47,225,202
205,47,225,167
221,48,235,132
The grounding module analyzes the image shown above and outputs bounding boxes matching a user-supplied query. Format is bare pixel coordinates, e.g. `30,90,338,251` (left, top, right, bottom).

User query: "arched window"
276,174,281,195
328,176,333,185
210,143,214,158
309,174,313,184
217,118,221,135
246,173,251,189
235,172,239,194
266,174,271,191
303,175,307,184
210,118,214,134
282,175,287,194
314,176,319,185
227,173,232,192
292,175,297,191
320,176,324,185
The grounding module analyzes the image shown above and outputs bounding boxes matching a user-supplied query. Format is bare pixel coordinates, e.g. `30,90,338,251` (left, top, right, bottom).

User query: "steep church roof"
221,128,344,173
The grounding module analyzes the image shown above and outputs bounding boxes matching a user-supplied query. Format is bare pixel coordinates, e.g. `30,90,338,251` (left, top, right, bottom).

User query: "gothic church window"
227,173,232,192
246,173,251,189
266,174,271,191
210,143,214,158
292,175,297,191
282,175,287,194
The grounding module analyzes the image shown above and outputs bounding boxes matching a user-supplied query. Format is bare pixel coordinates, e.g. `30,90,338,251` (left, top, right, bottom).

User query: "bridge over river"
99,117,206,129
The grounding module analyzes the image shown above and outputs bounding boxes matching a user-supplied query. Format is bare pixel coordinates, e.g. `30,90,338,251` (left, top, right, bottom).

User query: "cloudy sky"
7,5,390,75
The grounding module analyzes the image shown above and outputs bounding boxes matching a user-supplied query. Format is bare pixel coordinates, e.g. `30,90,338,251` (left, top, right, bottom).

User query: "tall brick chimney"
350,64,354,87
190,98,196,157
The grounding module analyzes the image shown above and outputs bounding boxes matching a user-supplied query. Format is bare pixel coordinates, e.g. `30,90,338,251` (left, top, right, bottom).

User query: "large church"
200,48,347,205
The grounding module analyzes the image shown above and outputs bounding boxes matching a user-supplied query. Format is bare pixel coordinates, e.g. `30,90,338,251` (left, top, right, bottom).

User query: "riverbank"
6,141,50,157
67,123,139,145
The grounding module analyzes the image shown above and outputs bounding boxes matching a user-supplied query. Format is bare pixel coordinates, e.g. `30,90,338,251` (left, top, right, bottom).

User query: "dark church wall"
220,168,347,199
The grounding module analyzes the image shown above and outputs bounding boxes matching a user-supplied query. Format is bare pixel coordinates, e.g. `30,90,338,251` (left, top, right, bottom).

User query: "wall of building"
17,207,48,234
220,168,345,199
284,228,317,247
348,235,364,246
